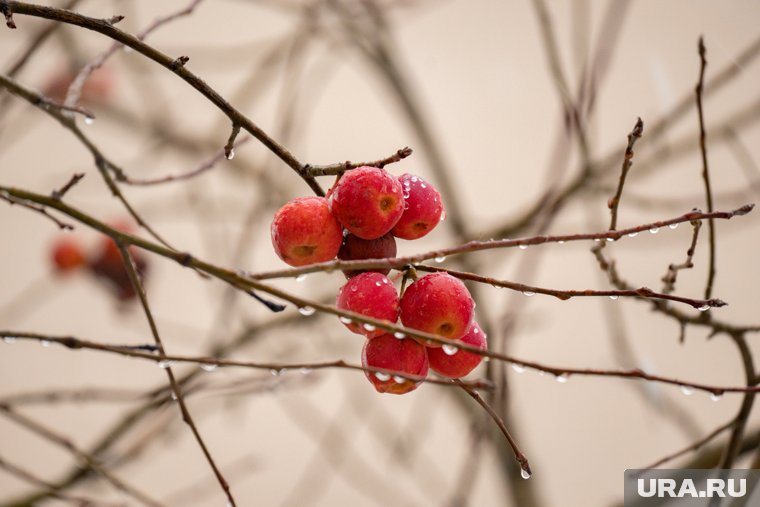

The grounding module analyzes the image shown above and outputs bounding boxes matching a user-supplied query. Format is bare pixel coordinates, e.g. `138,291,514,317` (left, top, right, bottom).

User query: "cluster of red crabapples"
270,166,488,394
50,222,148,302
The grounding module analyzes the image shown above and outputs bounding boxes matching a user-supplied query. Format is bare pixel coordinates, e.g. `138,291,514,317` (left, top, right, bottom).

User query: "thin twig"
416,264,725,310
51,172,85,200
0,191,74,229
456,380,531,478
607,117,643,231
2,331,493,391
121,137,251,186
115,243,238,506
642,419,734,469
661,219,702,294
305,146,413,176
696,36,717,301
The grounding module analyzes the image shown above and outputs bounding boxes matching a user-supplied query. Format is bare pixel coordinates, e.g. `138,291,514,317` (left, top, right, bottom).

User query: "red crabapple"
50,237,85,274
271,197,343,267
336,272,399,338
362,334,429,394
330,166,405,240
427,321,487,378
400,272,474,346
337,232,397,278
392,174,444,240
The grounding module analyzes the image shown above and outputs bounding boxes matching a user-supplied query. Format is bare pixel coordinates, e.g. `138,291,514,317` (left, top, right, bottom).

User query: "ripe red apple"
88,223,148,301
336,272,399,338
400,272,474,346
392,174,444,240
362,334,429,394
427,321,487,378
337,232,397,278
271,197,343,267
50,237,85,273
330,166,405,240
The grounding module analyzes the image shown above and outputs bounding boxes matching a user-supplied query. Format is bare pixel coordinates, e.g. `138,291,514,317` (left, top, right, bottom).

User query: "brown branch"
696,36,717,301
0,0,324,195
51,172,85,200
607,117,643,231
305,146,413,176
661,219,701,294
114,243,238,507
4,330,759,396
224,123,241,160
247,205,754,281
0,404,163,507
1,331,493,391
642,419,734,469
456,380,531,479
416,264,726,310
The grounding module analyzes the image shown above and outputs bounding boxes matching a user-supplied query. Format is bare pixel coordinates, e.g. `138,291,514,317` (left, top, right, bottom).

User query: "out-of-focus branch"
607,118,644,231
0,404,163,507
115,243,238,507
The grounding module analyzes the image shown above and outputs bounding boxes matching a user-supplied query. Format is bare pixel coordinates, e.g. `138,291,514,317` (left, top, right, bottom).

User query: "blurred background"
1,0,759,506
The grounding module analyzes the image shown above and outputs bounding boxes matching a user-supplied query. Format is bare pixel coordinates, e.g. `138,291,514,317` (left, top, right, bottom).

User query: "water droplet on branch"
296,274,308,283
521,468,532,480
298,306,315,316
511,364,525,373
374,372,391,381
158,360,173,369
200,363,218,372
680,385,694,396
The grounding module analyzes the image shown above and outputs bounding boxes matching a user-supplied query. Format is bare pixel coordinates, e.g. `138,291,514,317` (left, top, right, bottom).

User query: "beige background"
1,1,760,506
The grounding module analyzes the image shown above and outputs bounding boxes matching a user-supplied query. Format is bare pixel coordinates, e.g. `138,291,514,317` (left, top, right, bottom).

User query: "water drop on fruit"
374,371,391,381
363,323,376,332
392,375,406,384
442,344,458,356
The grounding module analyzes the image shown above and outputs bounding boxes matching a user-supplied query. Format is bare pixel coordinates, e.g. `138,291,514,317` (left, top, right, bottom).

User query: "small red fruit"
427,321,487,378
51,237,85,273
336,272,399,338
392,174,444,240
362,334,429,394
271,197,343,267
330,166,405,240
337,232,397,278
400,272,474,346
